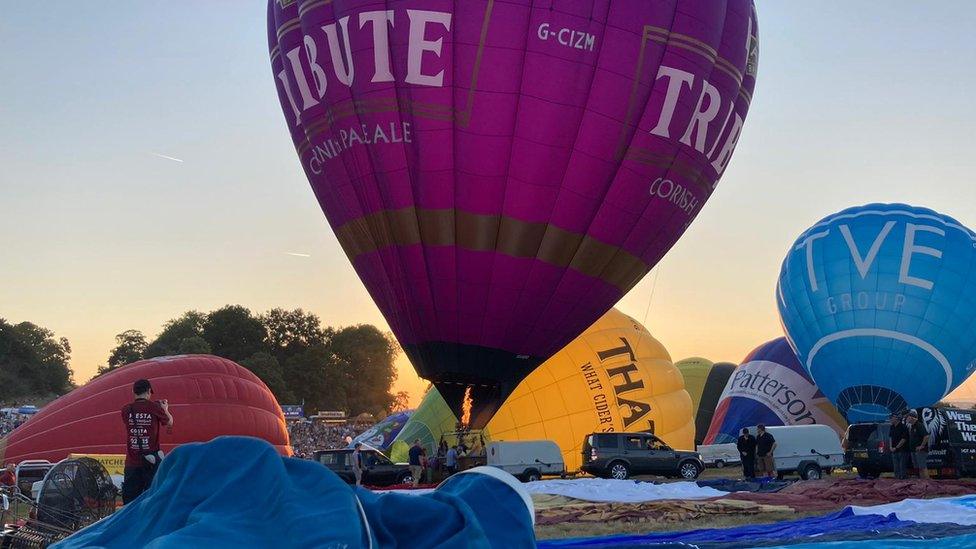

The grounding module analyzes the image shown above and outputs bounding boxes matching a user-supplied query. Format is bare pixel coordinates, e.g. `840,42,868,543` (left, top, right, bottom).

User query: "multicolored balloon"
0,355,290,464
389,308,695,471
348,410,412,450
703,338,846,444
268,0,759,426
674,357,736,445
777,204,976,422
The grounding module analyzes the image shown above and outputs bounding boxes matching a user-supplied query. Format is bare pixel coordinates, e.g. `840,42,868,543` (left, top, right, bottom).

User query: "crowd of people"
287,419,374,458
0,410,32,438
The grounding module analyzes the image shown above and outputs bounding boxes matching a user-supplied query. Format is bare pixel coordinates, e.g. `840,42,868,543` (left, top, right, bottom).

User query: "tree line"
0,307,408,417
0,319,74,403
100,306,407,416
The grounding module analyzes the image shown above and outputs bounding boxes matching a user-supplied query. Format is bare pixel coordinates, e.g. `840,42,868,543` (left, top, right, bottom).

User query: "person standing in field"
889,413,910,480
121,379,173,504
445,445,458,476
351,443,365,487
737,427,757,479
408,439,424,487
906,410,930,479
755,424,777,478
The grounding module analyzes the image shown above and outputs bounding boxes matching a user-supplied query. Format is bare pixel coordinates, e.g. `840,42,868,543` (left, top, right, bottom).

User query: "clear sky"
3,2,975,407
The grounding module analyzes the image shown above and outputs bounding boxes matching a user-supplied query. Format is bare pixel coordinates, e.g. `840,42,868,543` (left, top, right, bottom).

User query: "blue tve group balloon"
777,203,976,422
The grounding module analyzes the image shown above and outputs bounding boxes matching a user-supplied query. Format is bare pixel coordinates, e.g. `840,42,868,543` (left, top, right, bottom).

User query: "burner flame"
460,386,473,427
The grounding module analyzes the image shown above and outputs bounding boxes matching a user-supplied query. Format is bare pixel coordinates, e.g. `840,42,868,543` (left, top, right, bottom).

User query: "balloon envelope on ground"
777,203,976,422
675,357,736,445
703,338,847,444
268,0,760,427
0,355,290,463
390,309,695,470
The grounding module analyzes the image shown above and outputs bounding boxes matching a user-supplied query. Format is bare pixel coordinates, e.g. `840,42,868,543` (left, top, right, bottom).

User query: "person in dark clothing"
906,410,930,479
408,439,424,487
889,413,910,480
756,423,776,477
121,379,173,504
737,428,757,479
755,424,777,478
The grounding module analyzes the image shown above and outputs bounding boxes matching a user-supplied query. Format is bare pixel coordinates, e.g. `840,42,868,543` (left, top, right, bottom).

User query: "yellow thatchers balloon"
390,309,695,471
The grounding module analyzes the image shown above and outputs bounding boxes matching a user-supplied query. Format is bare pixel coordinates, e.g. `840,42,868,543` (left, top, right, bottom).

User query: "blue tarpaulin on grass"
54,436,534,548
765,532,976,548
536,508,976,548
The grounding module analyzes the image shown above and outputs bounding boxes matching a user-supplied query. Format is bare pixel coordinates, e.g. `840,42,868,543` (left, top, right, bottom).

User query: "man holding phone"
121,379,173,504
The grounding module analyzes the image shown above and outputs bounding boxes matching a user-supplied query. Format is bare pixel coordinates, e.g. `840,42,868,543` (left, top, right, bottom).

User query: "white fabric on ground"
522,478,726,503
850,495,976,525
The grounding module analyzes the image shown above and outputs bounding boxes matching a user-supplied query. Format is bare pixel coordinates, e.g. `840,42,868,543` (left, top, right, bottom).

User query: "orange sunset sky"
4,3,976,408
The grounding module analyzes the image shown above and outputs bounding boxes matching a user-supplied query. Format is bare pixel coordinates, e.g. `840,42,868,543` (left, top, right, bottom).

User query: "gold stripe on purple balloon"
333,208,650,292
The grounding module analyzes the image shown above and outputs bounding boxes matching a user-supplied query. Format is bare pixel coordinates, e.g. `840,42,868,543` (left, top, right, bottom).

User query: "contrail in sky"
285,252,312,258
151,152,184,163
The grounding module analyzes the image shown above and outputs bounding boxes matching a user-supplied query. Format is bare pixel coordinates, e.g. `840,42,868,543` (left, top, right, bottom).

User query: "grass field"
533,466,854,540
536,510,822,540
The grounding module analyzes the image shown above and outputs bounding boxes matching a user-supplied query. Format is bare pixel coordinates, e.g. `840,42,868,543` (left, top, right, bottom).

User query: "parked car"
581,432,704,480
762,425,845,480
697,443,741,468
845,421,893,478
313,448,413,486
847,407,976,479
486,440,564,482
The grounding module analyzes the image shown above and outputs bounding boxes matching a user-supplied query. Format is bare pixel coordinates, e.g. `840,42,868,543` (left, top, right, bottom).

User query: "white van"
486,440,565,482
762,425,845,480
697,443,741,468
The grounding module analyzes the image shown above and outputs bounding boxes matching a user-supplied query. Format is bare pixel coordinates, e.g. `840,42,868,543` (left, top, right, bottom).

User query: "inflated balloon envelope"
0,355,291,464
703,338,847,444
388,308,695,470
268,0,760,426
777,204,976,422
674,357,736,445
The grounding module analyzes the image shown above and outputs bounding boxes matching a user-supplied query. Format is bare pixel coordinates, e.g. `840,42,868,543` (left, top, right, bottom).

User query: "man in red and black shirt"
121,379,173,504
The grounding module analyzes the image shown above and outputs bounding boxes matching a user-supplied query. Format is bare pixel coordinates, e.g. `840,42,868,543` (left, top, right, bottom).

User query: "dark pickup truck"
313,448,414,486
847,407,976,479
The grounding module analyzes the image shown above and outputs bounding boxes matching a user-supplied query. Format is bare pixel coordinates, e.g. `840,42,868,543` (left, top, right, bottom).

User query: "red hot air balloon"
0,355,290,464
268,0,759,426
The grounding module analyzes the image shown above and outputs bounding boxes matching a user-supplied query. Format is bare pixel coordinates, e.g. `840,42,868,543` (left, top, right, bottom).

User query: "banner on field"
280,405,304,420
69,453,126,476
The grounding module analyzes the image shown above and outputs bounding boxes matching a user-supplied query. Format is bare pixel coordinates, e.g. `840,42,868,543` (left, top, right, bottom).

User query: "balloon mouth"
436,382,504,430
402,342,543,428
835,385,909,422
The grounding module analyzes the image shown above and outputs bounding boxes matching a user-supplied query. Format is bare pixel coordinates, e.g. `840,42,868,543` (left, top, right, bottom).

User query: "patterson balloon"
390,309,695,470
268,1,760,427
777,204,976,422
0,355,290,464
703,338,846,444
674,357,736,445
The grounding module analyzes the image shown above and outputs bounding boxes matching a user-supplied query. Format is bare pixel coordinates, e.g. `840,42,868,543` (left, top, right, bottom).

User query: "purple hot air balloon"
268,0,759,427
